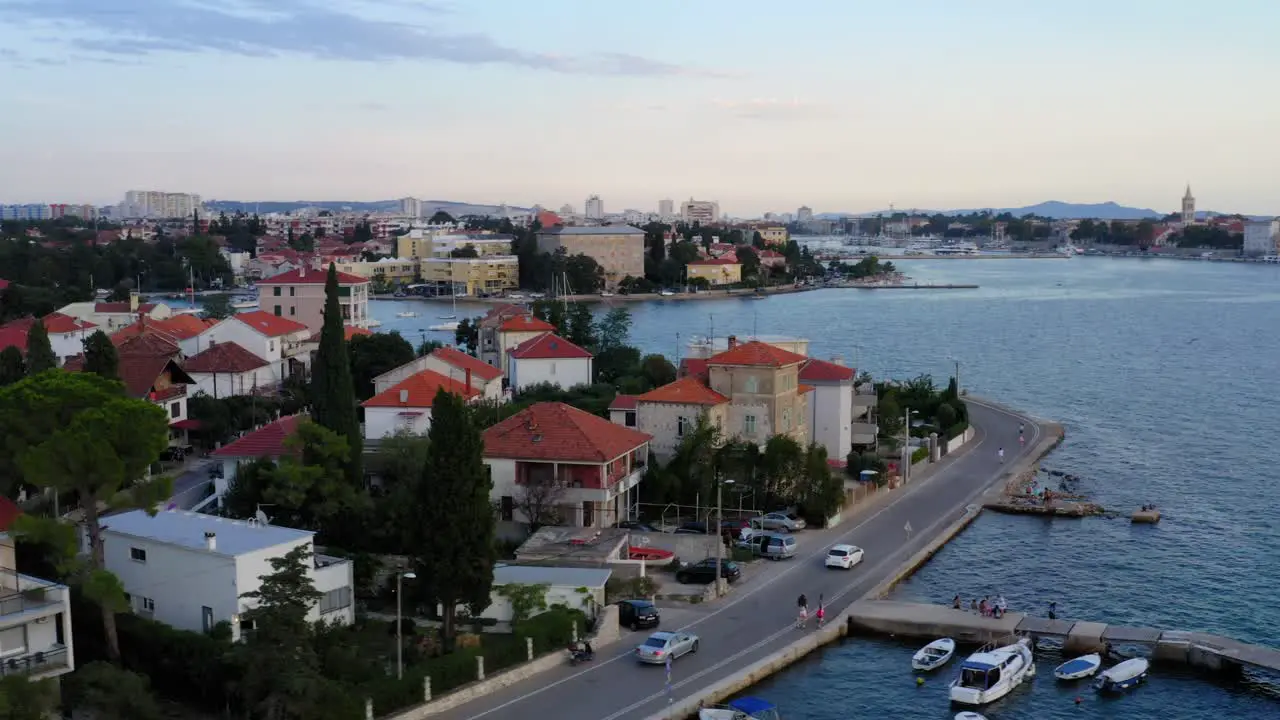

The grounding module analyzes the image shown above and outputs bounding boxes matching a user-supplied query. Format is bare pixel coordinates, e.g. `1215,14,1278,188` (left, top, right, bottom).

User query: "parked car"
675,558,741,584
742,532,797,560
752,512,806,532
615,520,658,532
636,631,698,664
617,599,660,630
825,544,865,570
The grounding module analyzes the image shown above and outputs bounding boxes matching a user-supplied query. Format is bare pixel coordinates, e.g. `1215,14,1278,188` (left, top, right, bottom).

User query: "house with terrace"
0,312,97,366
360,369,483,440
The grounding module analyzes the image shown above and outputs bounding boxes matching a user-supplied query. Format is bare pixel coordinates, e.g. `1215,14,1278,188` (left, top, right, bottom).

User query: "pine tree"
82,330,119,381
309,264,362,483
25,319,56,374
0,346,25,386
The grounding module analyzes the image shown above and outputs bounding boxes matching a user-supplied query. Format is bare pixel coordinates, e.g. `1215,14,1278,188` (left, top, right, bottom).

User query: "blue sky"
2,0,1278,215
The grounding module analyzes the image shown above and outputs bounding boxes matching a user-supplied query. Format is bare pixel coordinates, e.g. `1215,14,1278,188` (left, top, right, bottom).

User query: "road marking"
455,402,1041,720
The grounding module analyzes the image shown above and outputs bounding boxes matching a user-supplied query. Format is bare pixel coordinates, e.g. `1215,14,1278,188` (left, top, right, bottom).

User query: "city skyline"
2,1,1278,215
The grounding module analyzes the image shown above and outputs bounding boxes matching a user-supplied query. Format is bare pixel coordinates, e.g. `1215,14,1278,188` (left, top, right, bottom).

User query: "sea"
368,255,1280,718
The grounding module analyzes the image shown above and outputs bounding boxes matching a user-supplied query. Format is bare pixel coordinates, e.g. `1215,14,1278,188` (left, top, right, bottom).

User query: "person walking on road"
904,520,913,540
997,447,1005,463
796,593,809,628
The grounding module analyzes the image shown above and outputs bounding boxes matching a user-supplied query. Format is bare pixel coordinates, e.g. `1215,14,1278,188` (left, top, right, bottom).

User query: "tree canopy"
348,331,415,400
82,329,119,380
310,264,362,482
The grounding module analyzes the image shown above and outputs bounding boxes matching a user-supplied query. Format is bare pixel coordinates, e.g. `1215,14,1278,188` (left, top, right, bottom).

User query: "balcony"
851,422,878,447
0,646,70,678
0,570,62,621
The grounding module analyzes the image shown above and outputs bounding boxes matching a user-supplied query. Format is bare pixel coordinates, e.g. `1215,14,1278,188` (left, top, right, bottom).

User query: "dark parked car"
675,558,741,585
617,599,661,630
615,520,658,532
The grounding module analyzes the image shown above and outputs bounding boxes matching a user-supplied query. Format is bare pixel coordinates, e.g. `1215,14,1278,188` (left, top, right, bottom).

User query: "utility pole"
714,478,723,598
954,360,961,396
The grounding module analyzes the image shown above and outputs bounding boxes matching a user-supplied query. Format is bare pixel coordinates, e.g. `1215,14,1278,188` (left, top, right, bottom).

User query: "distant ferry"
934,242,980,256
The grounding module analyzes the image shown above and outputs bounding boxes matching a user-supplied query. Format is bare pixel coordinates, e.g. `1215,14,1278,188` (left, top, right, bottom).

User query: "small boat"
1054,653,1102,680
954,713,988,720
230,300,259,310
396,311,419,318
366,319,383,328
949,638,1035,706
429,321,460,332
912,638,956,671
1093,657,1149,692
699,696,780,720
437,314,457,320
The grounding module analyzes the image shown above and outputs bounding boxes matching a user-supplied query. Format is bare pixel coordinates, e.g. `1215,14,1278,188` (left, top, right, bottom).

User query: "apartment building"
0,502,74,683
584,195,604,220
535,226,645,288
121,191,202,219
334,257,419,284
257,266,371,332
686,258,742,286
756,225,789,246
419,257,519,296
681,199,720,224
1243,219,1279,256
100,510,354,641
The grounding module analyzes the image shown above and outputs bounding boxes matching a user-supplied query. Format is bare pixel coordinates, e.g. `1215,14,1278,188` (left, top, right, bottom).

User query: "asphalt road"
432,399,1038,720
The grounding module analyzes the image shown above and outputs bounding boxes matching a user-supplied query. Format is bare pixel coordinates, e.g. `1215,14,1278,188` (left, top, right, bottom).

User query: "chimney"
299,266,306,278
727,335,738,350
831,355,845,366
204,531,216,551
465,368,472,395
399,389,409,404
129,292,140,312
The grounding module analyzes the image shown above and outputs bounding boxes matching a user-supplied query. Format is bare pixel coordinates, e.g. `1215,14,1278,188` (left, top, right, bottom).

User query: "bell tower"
1181,184,1196,225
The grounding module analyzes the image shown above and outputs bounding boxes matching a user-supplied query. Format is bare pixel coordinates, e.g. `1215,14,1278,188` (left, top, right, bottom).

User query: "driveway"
429,400,1040,720
164,457,218,510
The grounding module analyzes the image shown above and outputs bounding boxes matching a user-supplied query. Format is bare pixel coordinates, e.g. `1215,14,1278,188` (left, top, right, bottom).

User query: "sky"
2,0,1278,216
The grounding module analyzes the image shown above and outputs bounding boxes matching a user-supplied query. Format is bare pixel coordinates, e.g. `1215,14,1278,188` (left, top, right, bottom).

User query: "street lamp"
714,479,735,598
902,408,919,483
396,571,417,679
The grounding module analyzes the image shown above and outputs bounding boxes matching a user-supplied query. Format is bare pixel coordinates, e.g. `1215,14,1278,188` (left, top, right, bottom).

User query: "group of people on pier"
953,593,1009,618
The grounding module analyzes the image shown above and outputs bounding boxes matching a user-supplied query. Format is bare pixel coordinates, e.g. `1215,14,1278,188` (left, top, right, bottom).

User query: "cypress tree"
0,346,25,386
25,319,56,374
83,330,119,381
309,264,362,482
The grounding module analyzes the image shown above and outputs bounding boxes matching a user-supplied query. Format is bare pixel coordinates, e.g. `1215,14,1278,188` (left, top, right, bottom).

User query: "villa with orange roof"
0,312,97,365
686,257,742,286
372,345,506,403
360,369,483,439
507,333,593,392
56,293,172,334
194,311,312,386
800,355,879,461
483,312,558,374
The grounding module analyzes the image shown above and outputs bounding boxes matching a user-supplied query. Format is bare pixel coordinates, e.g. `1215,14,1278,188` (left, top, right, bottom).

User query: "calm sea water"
370,256,1280,717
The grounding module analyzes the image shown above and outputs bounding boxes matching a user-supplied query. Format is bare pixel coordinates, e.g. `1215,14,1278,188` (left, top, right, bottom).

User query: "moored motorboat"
396,311,419,318
949,637,1036,706
912,638,956,671
954,713,988,720
429,321,460,332
1054,653,1102,680
698,696,780,720
1093,657,1149,692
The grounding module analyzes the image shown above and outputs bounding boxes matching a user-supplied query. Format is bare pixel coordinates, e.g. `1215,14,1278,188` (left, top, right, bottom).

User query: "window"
744,376,759,393
269,341,275,353
677,416,688,437
290,306,296,316
782,409,791,432
0,626,26,657
319,587,352,614
130,547,147,563
500,496,514,521
744,414,756,435
624,411,636,427
202,606,214,633
274,305,282,316
137,596,155,613
273,287,281,296
550,362,557,375
289,287,296,297
170,402,181,418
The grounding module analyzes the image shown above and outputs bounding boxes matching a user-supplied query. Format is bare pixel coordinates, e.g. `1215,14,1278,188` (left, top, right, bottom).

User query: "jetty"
846,283,979,290
846,600,1280,676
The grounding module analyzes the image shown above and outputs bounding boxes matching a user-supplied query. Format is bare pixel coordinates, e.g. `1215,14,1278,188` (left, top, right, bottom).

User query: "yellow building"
418,257,519,296
756,225,789,246
396,230,515,260
334,257,419,283
686,258,742,286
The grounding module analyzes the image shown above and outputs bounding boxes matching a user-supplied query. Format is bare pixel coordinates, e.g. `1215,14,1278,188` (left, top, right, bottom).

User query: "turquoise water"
369,256,1280,717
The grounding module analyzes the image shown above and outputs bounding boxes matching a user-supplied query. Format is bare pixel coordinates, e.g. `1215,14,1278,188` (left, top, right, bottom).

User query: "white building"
0,505,75,683
658,199,674,219
584,195,604,220
122,190,202,219
1243,219,1279,256
195,311,311,385
373,346,505,403
507,333,593,392
0,313,97,366
797,206,814,223
474,565,610,623
400,197,422,218
57,294,172,335
800,357,877,461
183,341,274,398
99,509,354,641
681,198,720,224
360,369,483,440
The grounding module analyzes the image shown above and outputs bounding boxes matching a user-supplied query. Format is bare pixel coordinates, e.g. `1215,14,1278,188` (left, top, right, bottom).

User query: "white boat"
366,319,382,328
699,697,780,720
912,638,956,671
954,713,988,720
1054,653,1102,680
1093,657,1149,692
949,638,1036,706
396,311,419,318
230,301,258,310
429,321,460,332
438,314,457,320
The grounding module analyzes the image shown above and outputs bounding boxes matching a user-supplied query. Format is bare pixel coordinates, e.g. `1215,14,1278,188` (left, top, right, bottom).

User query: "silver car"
635,631,699,664
754,512,807,532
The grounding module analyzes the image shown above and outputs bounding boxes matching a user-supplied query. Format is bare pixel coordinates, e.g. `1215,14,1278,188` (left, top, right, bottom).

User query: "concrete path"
429,399,1041,720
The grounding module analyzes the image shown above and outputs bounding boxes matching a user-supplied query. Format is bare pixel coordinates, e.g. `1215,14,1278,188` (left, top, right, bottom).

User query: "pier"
844,283,979,290
846,600,1280,675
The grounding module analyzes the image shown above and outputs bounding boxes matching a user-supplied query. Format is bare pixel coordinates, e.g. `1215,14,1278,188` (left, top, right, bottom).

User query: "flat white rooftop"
101,510,312,557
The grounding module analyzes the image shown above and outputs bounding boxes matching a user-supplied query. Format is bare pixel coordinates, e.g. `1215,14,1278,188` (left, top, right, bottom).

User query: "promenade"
429,399,1045,720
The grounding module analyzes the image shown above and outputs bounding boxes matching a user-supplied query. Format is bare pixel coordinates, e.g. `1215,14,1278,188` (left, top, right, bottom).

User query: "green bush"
946,421,970,441
911,447,929,464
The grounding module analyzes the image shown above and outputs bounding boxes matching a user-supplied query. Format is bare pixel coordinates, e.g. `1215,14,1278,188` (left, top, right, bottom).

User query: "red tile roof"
152,314,215,340
0,496,21,533
94,301,158,313
234,311,310,338
259,267,369,285
499,315,556,333
508,332,592,360
707,340,807,368
482,402,651,462
41,312,95,334
637,376,729,406
63,332,194,399
0,313,95,354
307,325,374,342
799,384,815,394
680,358,709,381
609,394,639,411
361,369,482,408
213,414,305,458
184,342,269,374
800,358,855,383
0,325,29,354
430,346,503,382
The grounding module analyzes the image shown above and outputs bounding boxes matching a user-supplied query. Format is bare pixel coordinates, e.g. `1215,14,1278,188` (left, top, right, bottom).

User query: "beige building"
536,226,645,288
686,258,742,286
334,257,419,284
680,199,720,224
257,266,371,332
419,257,519,296
756,225,789,246
428,235,514,258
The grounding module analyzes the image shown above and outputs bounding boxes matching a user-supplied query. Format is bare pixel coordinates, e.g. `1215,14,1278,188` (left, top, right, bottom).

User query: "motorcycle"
567,645,594,665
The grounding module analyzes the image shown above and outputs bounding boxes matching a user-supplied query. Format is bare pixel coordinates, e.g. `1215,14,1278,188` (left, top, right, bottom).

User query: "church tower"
1181,184,1196,225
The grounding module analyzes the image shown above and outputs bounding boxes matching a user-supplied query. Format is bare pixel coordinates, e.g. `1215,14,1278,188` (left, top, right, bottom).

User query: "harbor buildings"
535,226,645,289
1243,219,1279,256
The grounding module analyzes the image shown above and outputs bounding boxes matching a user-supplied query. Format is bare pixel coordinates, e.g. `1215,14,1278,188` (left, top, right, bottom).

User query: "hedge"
911,447,930,464
945,421,970,441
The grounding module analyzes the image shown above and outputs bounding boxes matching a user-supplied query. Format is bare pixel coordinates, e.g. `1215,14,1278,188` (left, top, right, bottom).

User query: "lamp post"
715,479,734,598
901,408,918,483
397,571,417,679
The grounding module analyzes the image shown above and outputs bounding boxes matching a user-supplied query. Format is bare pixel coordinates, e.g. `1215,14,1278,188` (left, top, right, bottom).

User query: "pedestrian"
970,599,979,613
979,597,989,617
1048,601,1058,620
953,594,962,610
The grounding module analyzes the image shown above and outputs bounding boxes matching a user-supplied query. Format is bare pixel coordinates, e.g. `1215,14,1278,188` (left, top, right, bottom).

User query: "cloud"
0,0,718,76
710,97,831,120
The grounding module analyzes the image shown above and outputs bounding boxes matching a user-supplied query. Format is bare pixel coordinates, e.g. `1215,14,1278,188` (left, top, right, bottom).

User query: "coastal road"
433,399,1039,720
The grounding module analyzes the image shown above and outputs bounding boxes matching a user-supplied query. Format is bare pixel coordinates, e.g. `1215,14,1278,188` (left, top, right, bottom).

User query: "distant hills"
203,199,530,217
817,200,1165,221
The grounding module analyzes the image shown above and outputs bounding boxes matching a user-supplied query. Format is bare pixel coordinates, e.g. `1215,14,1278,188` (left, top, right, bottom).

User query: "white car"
825,544,865,570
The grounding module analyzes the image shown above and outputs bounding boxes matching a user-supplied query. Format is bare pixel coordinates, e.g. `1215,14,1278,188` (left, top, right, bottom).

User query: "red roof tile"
707,340,807,368
430,346,502,381
508,332,592,360
184,342,270,374
609,394,638,411
637,376,729,406
0,325,29,354
308,325,374,342
259,267,369,285
233,311,309,338
362,369,483,408
213,414,304,458
680,358,709,381
499,315,556,333
482,402,651,462
799,384,815,394
63,332,193,399
800,358,855,383
152,314,215,340
94,301,158,313
41,312,95,334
